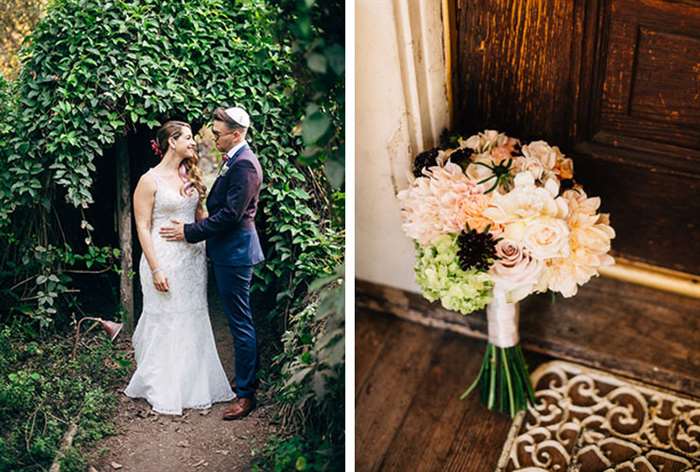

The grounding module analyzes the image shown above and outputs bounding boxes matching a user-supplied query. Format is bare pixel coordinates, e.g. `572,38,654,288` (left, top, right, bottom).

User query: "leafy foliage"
0,325,130,471
277,0,344,189
0,0,341,328
253,275,344,471
0,1,344,469
256,1,345,470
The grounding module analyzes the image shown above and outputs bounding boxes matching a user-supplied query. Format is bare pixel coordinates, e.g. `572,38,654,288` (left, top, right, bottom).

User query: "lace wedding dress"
124,169,234,415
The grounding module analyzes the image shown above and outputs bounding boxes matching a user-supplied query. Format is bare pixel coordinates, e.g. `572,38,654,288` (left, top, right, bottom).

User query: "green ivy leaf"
306,53,327,74
301,111,330,145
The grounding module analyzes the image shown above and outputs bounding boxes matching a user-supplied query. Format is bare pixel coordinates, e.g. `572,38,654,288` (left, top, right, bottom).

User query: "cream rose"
483,172,569,228
465,153,497,182
460,130,513,153
489,239,543,302
522,141,557,170
522,217,570,259
512,156,545,180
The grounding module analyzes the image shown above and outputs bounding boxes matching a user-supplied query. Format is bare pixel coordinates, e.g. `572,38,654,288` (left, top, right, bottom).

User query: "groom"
160,106,264,420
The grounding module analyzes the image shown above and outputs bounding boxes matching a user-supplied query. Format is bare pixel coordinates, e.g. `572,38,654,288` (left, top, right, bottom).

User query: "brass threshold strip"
601,258,700,299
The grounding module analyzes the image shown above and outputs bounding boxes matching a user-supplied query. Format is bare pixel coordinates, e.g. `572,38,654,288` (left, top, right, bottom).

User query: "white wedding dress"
124,169,235,415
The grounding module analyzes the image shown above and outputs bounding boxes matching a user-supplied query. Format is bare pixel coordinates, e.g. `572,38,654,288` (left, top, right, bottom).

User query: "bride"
124,120,234,415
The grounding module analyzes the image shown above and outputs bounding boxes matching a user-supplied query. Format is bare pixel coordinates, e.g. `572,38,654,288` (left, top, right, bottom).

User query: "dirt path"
91,285,274,472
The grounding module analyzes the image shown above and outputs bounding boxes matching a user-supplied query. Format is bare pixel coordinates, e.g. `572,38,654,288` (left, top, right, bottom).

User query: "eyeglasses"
212,129,236,141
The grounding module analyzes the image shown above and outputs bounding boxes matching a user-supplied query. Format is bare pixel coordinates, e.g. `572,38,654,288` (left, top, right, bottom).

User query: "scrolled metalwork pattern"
497,361,700,472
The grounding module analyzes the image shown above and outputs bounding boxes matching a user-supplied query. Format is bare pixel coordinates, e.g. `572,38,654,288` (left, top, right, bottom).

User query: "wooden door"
453,0,700,274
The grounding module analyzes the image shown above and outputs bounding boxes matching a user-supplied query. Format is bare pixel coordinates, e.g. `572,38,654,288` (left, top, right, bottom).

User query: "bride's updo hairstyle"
155,120,206,203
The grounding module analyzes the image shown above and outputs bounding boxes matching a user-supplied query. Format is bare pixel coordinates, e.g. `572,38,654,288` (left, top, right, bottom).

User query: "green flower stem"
460,343,487,400
517,345,538,405
501,348,515,416
462,342,537,417
487,344,497,410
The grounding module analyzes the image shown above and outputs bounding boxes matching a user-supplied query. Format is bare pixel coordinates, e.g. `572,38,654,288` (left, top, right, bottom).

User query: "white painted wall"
355,0,449,292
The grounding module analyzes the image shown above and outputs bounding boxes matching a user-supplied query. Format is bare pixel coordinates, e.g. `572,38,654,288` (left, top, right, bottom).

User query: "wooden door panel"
576,143,700,271
453,0,577,144
599,0,700,151
454,0,700,274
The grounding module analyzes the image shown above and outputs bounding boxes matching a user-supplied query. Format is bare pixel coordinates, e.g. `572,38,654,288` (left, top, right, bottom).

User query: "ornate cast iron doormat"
496,361,700,472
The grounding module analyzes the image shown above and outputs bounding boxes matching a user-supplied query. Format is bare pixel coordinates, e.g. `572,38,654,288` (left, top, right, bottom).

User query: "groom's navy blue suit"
184,142,263,399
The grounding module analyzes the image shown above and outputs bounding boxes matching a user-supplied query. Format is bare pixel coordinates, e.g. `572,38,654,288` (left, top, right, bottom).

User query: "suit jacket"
184,143,264,266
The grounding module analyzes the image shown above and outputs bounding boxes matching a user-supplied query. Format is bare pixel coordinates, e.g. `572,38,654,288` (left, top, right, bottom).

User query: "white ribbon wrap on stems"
486,288,520,348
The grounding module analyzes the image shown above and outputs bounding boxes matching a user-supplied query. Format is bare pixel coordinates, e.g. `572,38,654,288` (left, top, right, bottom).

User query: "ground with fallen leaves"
89,286,275,472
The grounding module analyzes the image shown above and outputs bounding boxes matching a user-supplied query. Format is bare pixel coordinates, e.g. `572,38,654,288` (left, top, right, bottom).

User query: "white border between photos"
345,0,356,470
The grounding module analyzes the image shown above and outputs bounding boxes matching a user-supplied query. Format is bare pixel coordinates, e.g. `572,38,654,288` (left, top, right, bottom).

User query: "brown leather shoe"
222,397,256,421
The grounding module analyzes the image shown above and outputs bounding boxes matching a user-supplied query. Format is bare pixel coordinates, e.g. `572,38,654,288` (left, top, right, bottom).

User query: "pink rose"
489,239,543,302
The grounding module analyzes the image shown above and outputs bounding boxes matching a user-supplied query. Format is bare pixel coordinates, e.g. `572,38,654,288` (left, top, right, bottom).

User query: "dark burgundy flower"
412,148,439,177
457,228,500,272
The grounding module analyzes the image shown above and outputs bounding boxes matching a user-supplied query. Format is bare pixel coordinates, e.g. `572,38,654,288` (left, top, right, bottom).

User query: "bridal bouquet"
398,130,615,416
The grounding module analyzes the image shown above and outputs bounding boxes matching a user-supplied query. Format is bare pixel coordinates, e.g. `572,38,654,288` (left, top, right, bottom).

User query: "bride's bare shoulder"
134,171,157,196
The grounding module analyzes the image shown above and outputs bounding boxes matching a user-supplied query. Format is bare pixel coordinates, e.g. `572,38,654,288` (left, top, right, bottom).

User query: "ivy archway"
0,0,339,328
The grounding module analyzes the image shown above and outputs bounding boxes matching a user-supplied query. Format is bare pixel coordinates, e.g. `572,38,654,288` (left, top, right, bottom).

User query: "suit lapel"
226,143,248,167
211,143,249,194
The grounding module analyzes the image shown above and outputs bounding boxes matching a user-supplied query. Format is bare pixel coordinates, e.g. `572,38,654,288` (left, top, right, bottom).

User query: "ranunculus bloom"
398,163,492,245
489,239,543,302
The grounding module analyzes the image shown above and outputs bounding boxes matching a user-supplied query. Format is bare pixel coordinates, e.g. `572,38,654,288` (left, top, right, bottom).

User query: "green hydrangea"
415,235,493,315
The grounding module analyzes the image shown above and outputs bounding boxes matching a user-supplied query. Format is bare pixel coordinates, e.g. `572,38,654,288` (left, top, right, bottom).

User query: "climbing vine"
0,0,341,327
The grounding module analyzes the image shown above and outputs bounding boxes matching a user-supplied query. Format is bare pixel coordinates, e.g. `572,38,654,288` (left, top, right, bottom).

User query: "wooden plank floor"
356,310,548,472
357,277,700,395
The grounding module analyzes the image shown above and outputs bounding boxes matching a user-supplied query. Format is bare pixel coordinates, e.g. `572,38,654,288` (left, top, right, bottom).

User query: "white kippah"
224,106,250,128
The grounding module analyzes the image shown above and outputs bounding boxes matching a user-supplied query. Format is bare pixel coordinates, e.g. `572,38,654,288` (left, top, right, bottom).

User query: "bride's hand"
153,270,170,292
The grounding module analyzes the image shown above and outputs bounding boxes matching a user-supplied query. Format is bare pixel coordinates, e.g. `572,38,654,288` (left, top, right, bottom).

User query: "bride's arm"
133,175,169,292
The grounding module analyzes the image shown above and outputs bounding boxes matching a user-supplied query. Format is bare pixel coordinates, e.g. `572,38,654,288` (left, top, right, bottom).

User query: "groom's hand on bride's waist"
160,219,185,241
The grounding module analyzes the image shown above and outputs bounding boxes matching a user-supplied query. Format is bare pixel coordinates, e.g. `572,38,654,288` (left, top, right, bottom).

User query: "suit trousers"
212,264,257,399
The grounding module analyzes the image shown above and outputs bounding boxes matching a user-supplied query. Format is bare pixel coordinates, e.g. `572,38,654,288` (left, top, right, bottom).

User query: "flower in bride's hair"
489,239,543,302
150,139,163,158
398,162,493,245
